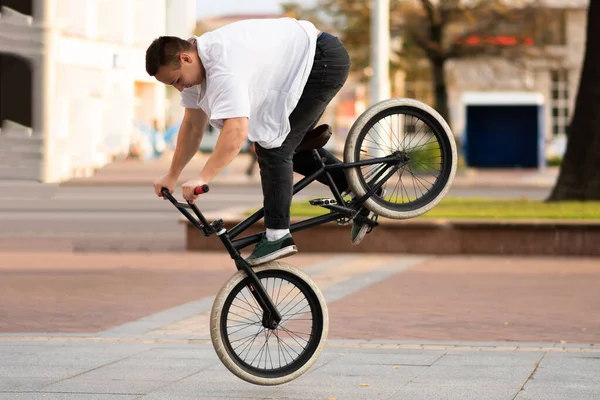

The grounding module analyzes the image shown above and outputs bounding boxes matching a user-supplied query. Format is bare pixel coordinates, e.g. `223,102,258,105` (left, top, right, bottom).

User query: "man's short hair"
145,36,194,76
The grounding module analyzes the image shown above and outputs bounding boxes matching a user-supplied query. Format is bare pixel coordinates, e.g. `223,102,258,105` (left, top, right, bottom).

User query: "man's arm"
198,117,248,182
168,108,208,178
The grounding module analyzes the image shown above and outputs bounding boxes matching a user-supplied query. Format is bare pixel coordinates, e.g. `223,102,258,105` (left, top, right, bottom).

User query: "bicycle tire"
343,98,457,219
210,261,328,385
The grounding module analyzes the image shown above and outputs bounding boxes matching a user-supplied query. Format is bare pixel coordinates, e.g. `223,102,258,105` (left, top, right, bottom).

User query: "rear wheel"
344,98,457,219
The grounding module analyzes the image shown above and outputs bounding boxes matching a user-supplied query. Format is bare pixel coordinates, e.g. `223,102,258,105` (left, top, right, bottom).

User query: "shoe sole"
351,188,386,246
351,211,374,245
246,245,298,266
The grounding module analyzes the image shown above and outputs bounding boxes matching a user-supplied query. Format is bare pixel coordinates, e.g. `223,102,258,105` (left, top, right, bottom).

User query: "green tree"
548,2,600,201
284,0,558,127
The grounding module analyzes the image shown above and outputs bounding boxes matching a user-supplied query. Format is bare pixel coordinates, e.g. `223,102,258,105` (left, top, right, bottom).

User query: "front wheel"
344,98,458,219
210,262,328,385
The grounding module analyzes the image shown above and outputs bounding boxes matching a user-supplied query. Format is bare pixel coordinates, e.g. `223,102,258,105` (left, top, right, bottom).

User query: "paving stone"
77,364,207,381
152,370,281,398
0,340,599,399
328,351,441,367
532,355,600,383
515,380,600,400
0,394,138,400
412,365,534,383
434,351,543,367
0,352,128,368
0,366,88,379
394,381,522,400
40,378,168,395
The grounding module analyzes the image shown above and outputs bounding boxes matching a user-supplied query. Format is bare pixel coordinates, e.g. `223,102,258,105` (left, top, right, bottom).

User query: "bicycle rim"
219,269,324,379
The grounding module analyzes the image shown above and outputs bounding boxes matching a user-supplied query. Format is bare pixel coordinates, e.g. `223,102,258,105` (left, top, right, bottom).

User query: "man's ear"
180,52,193,64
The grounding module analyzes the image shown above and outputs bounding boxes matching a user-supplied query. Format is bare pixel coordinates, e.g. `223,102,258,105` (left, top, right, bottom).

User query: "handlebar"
160,185,213,235
160,185,210,198
194,184,210,195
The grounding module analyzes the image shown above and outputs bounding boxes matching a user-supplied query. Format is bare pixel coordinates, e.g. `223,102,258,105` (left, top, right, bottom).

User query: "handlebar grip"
194,184,210,195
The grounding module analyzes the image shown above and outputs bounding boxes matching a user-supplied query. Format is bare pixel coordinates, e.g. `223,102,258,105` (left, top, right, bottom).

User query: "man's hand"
182,178,208,204
153,173,178,198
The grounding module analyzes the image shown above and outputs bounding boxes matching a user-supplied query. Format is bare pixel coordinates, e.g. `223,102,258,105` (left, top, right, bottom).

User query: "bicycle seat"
295,124,332,153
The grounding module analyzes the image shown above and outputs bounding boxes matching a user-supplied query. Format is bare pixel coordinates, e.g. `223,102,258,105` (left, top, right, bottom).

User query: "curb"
183,217,600,257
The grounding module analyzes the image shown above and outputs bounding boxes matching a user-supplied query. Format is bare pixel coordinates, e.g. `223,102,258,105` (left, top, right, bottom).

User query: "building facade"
0,0,195,182
401,0,589,165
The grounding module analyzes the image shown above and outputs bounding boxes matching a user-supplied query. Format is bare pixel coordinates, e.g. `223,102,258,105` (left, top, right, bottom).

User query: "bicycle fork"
215,222,283,329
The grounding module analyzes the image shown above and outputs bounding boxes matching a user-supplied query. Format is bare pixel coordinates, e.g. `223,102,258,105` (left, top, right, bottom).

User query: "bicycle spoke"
355,107,450,212
222,269,321,375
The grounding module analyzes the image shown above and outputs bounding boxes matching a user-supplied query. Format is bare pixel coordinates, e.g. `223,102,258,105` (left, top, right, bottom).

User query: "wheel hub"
393,151,410,164
262,313,279,330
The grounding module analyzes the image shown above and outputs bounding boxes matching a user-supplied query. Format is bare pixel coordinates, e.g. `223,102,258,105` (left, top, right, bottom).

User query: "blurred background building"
407,0,589,169
192,0,589,168
0,0,590,182
0,0,196,182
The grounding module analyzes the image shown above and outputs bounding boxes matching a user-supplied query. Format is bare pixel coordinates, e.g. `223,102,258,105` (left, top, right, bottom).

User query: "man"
146,18,376,265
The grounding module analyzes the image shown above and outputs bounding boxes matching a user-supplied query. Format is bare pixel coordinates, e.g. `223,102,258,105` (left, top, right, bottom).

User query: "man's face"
154,52,202,92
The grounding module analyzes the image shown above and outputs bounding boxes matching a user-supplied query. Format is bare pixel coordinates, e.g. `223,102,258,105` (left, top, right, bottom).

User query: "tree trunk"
432,59,450,127
548,2,600,201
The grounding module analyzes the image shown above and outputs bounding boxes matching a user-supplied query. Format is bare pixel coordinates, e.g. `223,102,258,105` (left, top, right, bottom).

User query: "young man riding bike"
146,18,377,266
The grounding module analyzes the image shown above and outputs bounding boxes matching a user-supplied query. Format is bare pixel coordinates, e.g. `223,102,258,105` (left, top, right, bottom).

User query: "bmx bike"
161,98,457,385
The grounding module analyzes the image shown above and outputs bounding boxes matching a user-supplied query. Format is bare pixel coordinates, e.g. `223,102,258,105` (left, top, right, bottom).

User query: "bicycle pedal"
309,198,337,206
366,215,379,233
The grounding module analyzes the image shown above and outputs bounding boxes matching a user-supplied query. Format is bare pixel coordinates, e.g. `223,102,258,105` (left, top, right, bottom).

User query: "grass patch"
283,198,600,220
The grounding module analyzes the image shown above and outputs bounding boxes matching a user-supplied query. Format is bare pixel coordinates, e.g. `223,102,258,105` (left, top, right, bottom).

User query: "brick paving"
0,252,327,333
1,251,599,346
327,255,600,343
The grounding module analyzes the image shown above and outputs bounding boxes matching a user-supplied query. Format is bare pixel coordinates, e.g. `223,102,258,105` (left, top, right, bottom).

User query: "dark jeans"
255,34,351,229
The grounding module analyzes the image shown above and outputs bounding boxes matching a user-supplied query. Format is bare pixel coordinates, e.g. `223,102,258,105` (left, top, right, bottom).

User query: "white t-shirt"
180,18,319,149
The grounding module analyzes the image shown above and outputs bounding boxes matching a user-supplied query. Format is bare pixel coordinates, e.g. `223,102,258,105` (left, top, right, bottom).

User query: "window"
550,69,570,136
1,0,33,15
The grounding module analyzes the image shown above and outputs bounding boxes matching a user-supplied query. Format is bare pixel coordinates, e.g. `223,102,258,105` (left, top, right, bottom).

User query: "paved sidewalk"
60,152,560,188
2,252,599,343
1,252,598,399
0,337,598,399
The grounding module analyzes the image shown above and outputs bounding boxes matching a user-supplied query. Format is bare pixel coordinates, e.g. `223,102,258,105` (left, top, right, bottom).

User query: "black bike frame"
162,149,405,328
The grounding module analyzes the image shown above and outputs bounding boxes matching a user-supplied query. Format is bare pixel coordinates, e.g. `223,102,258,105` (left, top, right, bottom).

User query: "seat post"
312,149,345,205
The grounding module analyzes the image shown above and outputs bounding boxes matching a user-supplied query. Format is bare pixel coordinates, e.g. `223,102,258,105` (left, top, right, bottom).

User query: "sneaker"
350,188,386,245
350,209,376,245
246,233,297,266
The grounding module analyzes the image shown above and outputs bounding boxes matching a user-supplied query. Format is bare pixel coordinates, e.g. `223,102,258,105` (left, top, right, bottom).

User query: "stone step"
0,164,42,180
0,148,43,158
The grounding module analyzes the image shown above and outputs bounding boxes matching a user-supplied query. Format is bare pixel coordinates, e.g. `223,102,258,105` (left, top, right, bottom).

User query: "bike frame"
162,149,406,328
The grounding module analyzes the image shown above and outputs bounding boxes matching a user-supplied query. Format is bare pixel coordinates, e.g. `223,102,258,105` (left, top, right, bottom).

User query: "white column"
370,0,392,158
34,0,58,182
166,0,197,38
84,0,97,40
32,0,45,136
370,0,390,106
166,0,197,124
